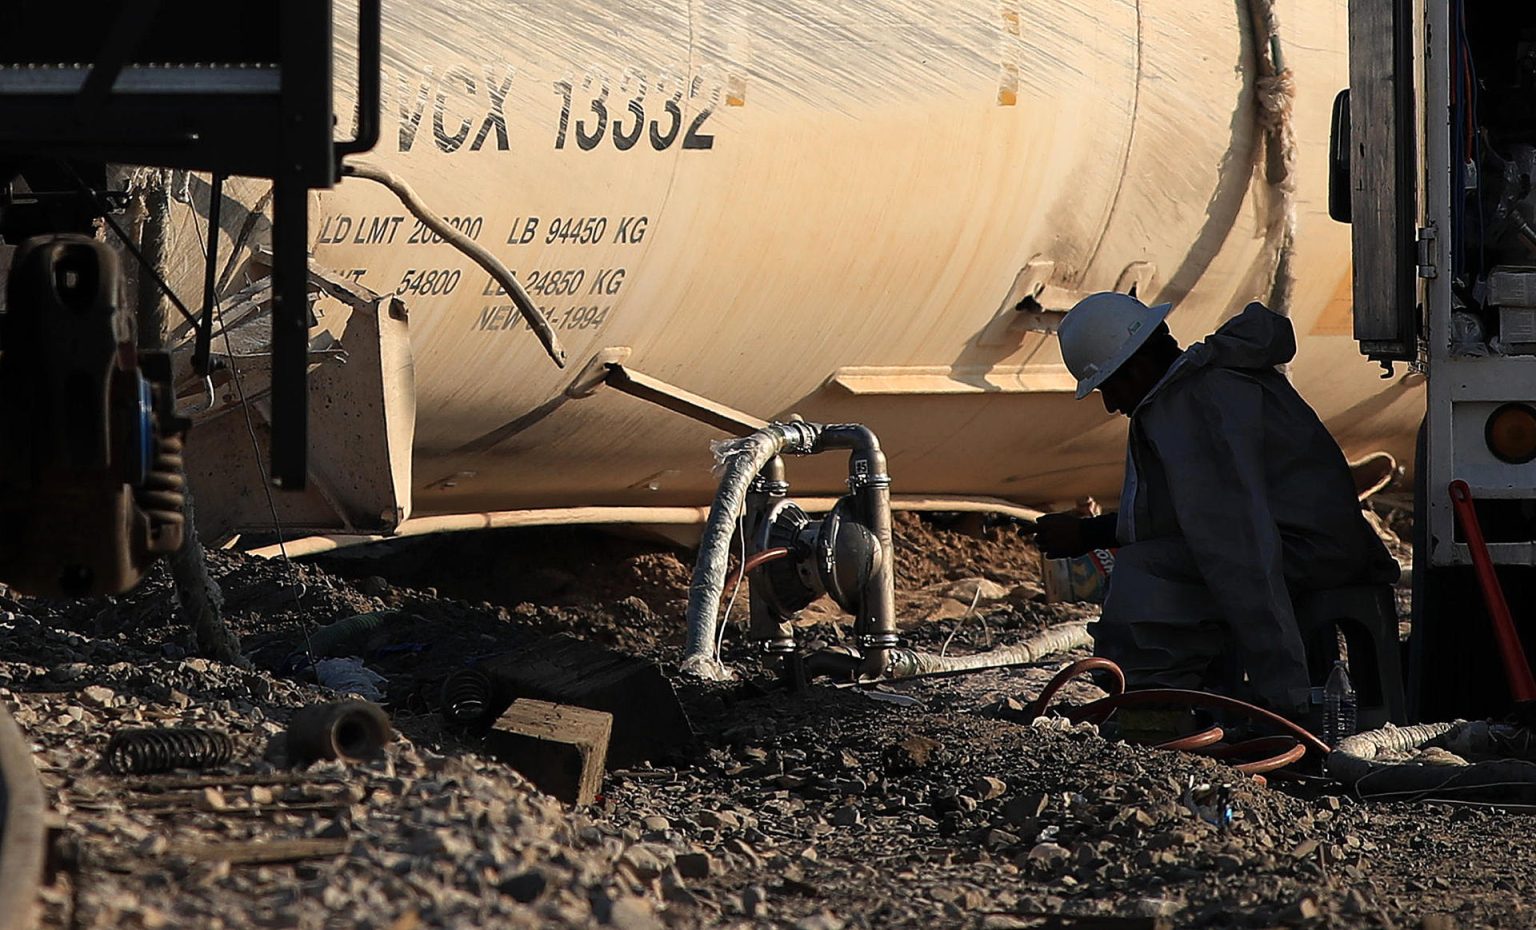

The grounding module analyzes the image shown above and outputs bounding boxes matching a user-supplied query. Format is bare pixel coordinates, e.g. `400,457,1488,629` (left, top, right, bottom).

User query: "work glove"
1034,511,1089,559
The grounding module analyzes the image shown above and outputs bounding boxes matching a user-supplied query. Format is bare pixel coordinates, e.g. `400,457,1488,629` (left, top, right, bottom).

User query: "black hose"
307,610,403,657
341,161,566,368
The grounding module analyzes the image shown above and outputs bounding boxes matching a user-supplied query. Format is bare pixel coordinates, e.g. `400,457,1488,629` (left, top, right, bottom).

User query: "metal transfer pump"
681,420,1095,686
744,424,898,674
680,421,897,682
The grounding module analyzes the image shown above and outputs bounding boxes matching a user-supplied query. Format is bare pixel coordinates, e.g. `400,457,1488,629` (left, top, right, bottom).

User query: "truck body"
1341,0,1536,718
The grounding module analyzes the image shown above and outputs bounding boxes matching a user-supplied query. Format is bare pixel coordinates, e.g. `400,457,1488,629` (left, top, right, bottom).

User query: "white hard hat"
1058,292,1173,399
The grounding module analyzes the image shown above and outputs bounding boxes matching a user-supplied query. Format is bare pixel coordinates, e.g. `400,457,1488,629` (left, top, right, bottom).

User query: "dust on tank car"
135,0,1422,546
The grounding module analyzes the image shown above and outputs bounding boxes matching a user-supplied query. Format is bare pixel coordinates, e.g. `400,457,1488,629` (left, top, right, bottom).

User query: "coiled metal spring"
136,433,187,532
440,667,494,726
104,727,234,775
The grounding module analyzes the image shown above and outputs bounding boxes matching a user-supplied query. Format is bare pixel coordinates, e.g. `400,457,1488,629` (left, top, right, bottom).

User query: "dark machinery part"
0,0,383,490
0,236,187,595
103,727,234,775
286,700,393,764
735,424,897,682
753,498,884,621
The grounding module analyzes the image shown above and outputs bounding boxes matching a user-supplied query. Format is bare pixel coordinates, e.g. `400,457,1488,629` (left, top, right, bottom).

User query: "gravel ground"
3,512,1531,930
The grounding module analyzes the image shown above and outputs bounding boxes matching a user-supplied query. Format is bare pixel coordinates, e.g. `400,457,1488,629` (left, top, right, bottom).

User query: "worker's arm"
1036,512,1118,558
1142,370,1311,710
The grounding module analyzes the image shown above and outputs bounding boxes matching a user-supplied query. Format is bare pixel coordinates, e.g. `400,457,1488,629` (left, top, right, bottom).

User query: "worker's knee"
1090,616,1225,692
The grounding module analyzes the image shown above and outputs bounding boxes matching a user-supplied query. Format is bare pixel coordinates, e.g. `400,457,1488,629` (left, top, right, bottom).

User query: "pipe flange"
847,472,892,491
750,477,791,497
771,421,822,455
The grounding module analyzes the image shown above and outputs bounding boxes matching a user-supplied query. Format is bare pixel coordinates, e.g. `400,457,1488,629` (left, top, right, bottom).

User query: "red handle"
1448,479,1536,702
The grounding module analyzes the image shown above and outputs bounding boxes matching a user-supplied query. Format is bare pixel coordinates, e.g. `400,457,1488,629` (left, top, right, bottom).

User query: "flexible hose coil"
681,422,822,680
883,622,1095,682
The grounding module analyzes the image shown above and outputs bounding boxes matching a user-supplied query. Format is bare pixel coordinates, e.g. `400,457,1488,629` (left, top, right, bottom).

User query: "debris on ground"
3,511,1530,928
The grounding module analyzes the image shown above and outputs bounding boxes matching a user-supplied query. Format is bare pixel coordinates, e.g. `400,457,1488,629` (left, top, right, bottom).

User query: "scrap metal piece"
104,727,234,775
286,700,392,764
0,703,44,930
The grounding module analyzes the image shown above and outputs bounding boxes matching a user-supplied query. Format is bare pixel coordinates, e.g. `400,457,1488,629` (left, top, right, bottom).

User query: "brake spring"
136,432,188,532
440,667,494,726
104,727,234,775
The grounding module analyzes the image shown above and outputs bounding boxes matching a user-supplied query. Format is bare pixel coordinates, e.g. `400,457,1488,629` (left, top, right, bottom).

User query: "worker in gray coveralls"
1033,293,1398,717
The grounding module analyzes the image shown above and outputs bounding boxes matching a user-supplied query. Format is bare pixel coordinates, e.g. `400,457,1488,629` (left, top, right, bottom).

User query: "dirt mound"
891,512,1043,590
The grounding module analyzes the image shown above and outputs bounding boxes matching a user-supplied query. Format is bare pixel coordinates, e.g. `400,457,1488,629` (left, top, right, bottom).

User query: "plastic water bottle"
1323,660,1357,746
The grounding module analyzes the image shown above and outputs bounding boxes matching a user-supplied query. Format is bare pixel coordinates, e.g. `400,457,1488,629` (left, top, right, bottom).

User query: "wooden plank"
170,837,349,864
113,772,334,792
1348,0,1419,360
486,699,612,806
981,915,1173,930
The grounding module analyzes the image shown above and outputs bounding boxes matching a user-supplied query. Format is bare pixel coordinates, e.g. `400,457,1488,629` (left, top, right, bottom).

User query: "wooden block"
486,699,612,806
482,634,692,768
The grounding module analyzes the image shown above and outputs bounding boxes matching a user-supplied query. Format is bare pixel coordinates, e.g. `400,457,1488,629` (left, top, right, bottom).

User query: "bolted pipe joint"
770,420,824,455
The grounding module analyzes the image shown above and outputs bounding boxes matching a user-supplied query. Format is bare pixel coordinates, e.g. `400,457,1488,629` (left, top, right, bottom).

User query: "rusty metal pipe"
287,700,393,764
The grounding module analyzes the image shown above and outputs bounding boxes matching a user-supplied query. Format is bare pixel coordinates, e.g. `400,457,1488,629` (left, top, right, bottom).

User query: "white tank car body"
156,0,1424,543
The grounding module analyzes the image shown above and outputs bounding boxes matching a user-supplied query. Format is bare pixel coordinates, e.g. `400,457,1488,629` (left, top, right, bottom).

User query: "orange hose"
1202,735,1298,760
719,547,793,613
1065,687,1331,758
1023,657,1126,720
1233,740,1306,775
1155,726,1225,753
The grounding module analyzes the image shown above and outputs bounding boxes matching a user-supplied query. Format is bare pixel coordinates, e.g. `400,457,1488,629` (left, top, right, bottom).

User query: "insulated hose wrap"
1333,721,1463,764
680,423,822,680
1321,721,1536,799
882,621,1094,680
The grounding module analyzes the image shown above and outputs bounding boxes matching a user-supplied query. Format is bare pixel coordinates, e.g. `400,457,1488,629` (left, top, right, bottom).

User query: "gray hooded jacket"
1105,303,1398,703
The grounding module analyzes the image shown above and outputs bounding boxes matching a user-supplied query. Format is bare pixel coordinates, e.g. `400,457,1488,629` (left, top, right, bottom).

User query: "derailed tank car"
140,0,1423,545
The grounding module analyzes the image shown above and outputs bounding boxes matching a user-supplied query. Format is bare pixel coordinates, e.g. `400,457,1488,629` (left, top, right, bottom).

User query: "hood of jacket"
1180,302,1296,372
1133,303,1294,414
